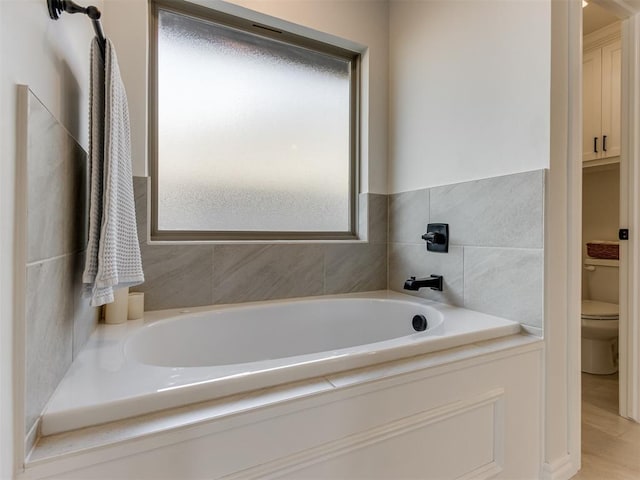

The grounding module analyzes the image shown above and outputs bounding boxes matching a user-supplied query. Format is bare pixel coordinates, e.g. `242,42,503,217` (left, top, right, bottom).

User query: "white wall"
582,164,620,300
0,1,100,476
583,164,620,244
102,0,389,194
101,0,148,179
388,0,551,193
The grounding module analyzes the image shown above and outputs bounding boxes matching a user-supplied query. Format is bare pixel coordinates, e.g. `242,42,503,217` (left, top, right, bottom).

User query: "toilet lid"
581,300,619,319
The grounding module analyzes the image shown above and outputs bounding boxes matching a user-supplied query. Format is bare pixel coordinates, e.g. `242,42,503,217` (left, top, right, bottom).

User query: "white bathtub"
41,291,521,437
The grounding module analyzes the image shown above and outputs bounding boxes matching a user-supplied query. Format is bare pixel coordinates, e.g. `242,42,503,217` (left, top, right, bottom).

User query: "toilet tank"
583,259,619,304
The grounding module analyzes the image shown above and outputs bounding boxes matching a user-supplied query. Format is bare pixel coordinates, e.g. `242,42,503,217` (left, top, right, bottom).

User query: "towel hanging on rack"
47,0,144,305
83,37,144,306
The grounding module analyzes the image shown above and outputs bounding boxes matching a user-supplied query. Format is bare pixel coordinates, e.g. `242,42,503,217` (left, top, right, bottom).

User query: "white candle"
104,287,129,324
128,292,145,320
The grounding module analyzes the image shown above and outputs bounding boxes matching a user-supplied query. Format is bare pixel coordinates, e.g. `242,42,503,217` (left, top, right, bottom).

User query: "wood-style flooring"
572,373,640,479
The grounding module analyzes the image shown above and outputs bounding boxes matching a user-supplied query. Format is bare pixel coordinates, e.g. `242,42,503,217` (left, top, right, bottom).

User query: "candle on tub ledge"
128,292,145,320
104,287,129,324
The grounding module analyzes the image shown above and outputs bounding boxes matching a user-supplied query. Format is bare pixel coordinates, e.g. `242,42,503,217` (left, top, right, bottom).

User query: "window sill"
144,238,371,246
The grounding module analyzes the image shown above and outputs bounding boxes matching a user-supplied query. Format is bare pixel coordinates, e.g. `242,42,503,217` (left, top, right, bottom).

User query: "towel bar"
47,0,106,56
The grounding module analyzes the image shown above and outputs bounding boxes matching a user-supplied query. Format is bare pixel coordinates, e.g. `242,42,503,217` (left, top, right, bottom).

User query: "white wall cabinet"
583,27,621,163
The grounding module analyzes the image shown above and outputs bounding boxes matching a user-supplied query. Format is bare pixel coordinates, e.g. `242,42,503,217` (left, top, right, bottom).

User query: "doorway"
545,1,640,477
576,0,640,477
580,0,622,413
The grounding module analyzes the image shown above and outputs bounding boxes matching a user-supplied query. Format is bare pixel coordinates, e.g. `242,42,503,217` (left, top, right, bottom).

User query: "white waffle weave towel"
83,38,144,307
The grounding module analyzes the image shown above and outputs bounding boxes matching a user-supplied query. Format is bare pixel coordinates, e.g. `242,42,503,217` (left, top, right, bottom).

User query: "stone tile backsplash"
133,169,544,331
132,179,388,310
25,256,74,431
22,88,100,436
26,99,87,263
324,243,387,295
212,244,325,305
429,170,544,248
136,244,214,310
388,244,464,306
388,170,545,330
389,188,429,244
363,194,389,245
463,246,543,328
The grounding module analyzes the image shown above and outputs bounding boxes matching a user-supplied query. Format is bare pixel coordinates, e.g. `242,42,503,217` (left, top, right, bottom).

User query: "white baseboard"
541,455,578,480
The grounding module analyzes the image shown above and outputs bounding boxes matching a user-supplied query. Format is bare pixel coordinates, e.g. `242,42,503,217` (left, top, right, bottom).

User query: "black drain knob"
412,314,428,332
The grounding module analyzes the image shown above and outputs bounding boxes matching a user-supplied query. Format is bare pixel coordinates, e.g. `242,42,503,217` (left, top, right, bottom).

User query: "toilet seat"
581,300,619,320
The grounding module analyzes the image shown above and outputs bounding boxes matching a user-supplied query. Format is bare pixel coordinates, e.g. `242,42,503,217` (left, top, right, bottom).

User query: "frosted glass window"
152,6,358,238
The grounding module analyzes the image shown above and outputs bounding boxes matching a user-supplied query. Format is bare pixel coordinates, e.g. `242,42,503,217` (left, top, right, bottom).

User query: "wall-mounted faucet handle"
422,224,449,253
421,232,446,244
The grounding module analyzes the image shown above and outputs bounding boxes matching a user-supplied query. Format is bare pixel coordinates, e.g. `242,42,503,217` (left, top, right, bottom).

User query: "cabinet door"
601,40,622,159
583,49,602,162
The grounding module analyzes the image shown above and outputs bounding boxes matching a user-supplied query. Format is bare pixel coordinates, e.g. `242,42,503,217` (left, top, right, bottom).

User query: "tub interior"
126,298,444,368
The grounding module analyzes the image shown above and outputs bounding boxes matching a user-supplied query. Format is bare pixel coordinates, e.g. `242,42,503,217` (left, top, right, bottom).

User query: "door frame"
588,0,640,424
545,0,640,479
617,2,640,423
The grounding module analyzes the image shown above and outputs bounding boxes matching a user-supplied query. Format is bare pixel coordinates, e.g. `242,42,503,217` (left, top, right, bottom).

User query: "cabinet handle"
603,135,607,152
594,137,598,153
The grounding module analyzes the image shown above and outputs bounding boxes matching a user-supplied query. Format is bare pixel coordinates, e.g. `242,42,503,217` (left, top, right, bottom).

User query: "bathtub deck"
38,291,523,437
26,333,542,471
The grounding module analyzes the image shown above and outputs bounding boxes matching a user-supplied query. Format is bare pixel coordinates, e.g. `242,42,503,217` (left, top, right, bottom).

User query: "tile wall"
388,170,545,332
22,90,100,435
131,178,388,310
133,170,544,333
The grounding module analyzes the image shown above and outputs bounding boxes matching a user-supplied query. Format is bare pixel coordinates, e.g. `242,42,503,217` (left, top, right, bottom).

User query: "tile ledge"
26,377,335,467
145,239,371,246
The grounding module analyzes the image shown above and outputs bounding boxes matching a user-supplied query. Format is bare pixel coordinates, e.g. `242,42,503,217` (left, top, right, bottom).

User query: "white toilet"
582,259,619,375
